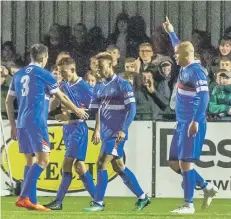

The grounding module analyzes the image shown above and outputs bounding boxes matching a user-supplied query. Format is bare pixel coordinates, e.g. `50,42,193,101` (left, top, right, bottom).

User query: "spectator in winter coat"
209,71,231,118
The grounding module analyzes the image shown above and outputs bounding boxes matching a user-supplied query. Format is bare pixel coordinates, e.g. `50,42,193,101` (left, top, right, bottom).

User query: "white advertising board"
155,122,231,199
1,120,153,197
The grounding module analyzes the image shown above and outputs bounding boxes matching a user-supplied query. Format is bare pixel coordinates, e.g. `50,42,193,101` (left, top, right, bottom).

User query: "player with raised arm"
163,17,218,214
83,52,150,212
43,57,96,210
5,44,88,211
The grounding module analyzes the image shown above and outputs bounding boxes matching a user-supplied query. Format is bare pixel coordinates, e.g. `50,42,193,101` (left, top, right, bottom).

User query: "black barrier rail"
1,111,231,122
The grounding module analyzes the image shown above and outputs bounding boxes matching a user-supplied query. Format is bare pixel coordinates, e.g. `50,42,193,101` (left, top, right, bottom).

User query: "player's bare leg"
111,157,151,211
83,153,113,212
169,160,181,172
74,160,96,201
25,154,36,166
16,152,50,211
44,157,74,210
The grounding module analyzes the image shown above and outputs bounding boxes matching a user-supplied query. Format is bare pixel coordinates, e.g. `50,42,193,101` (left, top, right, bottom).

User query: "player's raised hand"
188,121,199,137
116,131,125,143
163,16,174,33
11,126,17,140
75,108,89,120
92,129,101,145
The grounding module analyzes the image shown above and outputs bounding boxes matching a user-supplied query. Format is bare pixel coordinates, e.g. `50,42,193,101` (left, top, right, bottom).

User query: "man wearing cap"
209,71,231,118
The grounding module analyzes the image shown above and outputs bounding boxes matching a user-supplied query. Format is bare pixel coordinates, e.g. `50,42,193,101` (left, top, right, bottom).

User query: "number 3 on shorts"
21,75,30,96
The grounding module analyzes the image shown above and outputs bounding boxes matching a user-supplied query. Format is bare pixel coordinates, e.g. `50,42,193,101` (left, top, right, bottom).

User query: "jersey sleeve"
120,81,136,132
169,32,181,47
42,70,60,94
82,84,93,108
195,69,209,93
123,81,136,105
8,77,16,96
89,84,100,111
193,67,210,122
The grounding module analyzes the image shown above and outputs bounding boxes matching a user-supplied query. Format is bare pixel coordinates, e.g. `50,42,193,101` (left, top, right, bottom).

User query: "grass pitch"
1,196,231,219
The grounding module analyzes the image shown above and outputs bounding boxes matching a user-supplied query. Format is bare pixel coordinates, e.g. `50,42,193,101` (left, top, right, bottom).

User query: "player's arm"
5,79,17,140
54,91,88,120
44,72,88,120
89,86,101,145
117,82,136,142
91,110,101,145
163,16,180,47
193,72,210,122
188,69,209,136
49,95,61,112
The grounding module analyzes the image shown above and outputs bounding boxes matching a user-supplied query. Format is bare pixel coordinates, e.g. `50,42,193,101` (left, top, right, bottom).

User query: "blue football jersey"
60,77,93,109
8,63,59,128
89,74,135,140
176,61,209,122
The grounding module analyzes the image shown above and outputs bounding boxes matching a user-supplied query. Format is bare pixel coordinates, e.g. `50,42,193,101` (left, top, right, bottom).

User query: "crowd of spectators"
1,13,231,121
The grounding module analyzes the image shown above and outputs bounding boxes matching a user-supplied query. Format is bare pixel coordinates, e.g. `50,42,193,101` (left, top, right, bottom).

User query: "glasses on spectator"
139,50,152,53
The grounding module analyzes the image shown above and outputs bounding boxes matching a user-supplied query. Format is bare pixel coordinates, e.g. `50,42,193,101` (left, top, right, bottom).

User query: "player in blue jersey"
83,52,150,212
163,17,218,214
5,44,89,211
43,57,96,210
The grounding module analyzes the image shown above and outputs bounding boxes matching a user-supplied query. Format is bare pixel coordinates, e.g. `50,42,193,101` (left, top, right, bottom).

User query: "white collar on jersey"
29,62,42,67
182,60,200,70
103,74,117,86
68,77,82,87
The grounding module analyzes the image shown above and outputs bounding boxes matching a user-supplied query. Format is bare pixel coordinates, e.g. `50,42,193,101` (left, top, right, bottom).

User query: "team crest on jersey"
182,72,190,82
25,67,33,74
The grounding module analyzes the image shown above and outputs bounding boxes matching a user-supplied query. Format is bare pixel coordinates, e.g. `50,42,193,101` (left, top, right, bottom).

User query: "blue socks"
193,169,208,189
23,165,36,204
20,163,43,204
182,169,195,203
56,172,72,204
177,168,208,189
23,166,30,179
80,171,96,199
119,167,144,198
94,170,108,202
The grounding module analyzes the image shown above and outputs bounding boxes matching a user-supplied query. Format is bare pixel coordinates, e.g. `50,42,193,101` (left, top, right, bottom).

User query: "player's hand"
11,126,17,140
163,16,174,33
188,121,199,137
116,131,126,143
74,108,89,120
92,129,101,145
